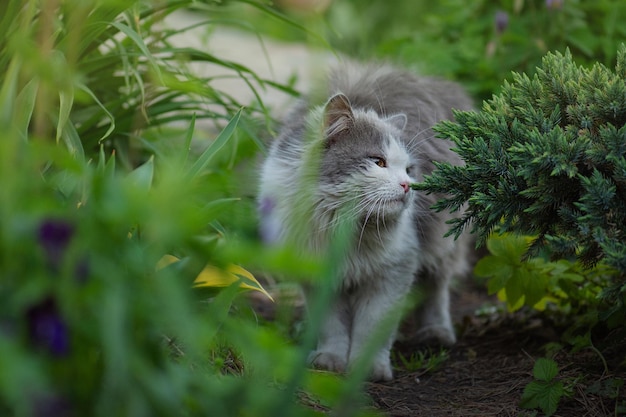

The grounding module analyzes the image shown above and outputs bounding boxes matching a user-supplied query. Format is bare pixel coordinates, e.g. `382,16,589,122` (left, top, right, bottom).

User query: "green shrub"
416,45,626,327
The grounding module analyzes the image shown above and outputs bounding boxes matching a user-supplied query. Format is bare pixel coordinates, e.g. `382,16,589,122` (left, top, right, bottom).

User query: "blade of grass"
76,82,116,143
14,79,39,140
108,20,164,83
181,113,196,167
56,114,86,162
186,108,242,180
57,85,74,144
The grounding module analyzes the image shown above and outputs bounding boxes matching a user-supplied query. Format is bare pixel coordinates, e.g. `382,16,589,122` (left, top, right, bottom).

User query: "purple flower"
38,219,75,272
26,297,70,357
495,10,509,34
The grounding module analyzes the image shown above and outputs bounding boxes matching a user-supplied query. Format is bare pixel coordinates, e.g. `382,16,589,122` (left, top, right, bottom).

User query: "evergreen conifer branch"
418,45,626,285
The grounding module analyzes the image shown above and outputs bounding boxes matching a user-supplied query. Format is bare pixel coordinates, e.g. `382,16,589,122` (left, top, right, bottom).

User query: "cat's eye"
370,157,387,168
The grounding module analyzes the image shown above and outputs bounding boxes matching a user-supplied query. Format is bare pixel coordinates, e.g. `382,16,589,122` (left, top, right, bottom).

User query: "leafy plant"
394,348,449,374
0,0,381,416
1,0,294,167
473,233,614,314
323,0,626,100
416,46,626,317
413,42,626,415
520,358,572,416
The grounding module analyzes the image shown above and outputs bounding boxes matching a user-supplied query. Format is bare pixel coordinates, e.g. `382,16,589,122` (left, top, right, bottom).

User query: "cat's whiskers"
359,192,390,248
315,189,400,251
316,192,372,233
406,129,435,153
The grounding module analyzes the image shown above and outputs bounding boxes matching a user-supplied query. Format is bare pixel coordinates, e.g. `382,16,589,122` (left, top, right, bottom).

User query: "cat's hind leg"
412,271,456,346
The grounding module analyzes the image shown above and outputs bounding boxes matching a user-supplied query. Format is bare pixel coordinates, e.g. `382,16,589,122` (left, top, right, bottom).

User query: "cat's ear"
385,113,407,132
324,93,354,138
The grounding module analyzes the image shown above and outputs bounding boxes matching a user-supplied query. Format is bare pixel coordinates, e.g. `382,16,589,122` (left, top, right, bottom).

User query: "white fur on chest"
340,207,420,290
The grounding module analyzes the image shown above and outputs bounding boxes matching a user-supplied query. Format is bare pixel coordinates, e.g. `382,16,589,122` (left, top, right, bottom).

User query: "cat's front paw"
308,351,347,373
414,324,456,347
369,357,394,381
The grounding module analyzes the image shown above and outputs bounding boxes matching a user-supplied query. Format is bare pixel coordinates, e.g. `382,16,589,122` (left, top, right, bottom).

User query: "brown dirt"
366,283,626,417
248,280,626,416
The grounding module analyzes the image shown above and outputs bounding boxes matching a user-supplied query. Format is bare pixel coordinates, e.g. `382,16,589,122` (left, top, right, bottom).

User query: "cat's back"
329,62,473,115
328,62,473,145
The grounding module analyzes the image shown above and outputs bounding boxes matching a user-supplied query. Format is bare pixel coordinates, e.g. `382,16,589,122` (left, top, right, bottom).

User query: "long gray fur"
258,62,475,381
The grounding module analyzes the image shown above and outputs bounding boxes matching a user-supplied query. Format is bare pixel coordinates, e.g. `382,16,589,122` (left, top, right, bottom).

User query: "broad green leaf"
504,267,526,307
521,265,547,308
541,381,564,416
186,108,242,179
497,288,524,311
521,379,564,416
475,255,513,293
486,233,531,264
520,380,544,409
533,357,559,382
473,256,500,278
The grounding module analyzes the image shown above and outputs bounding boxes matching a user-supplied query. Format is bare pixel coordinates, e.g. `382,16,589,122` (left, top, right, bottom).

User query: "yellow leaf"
157,254,180,270
194,264,274,302
156,255,274,301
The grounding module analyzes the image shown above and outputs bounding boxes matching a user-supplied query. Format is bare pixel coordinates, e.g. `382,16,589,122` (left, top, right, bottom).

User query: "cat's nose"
400,182,410,193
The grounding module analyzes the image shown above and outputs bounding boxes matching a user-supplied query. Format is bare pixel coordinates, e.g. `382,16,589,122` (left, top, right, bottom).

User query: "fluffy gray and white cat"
258,62,474,381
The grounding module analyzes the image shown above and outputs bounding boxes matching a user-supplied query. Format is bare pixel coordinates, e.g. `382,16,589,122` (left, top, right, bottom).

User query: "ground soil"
249,280,626,417
365,282,626,417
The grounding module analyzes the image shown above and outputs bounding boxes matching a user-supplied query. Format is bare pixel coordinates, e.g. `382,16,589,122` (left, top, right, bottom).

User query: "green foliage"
417,46,626,414
474,233,613,315
0,0,289,166
323,0,626,100
417,46,626,313
0,0,377,416
520,358,569,416
393,348,448,374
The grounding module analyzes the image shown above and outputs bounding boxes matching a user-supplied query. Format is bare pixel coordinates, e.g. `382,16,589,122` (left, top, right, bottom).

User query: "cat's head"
316,93,416,221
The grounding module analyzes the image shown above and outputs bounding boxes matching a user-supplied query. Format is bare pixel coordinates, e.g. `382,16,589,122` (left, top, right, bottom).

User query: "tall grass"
0,1,376,416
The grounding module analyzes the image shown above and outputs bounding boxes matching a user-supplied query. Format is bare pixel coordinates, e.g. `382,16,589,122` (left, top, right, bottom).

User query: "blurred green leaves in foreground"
0,0,374,416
